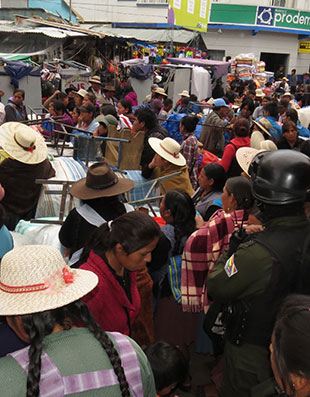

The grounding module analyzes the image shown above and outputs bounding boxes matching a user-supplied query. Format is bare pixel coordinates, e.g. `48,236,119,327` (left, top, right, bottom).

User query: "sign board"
299,40,310,53
209,3,310,33
168,0,211,31
60,68,91,91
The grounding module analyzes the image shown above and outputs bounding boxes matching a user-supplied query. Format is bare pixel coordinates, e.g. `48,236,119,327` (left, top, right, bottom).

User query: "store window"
271,0,296,7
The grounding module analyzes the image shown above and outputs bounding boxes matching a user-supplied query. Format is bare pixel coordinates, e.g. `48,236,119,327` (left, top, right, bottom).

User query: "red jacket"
219,137,251,172
80,250,141,335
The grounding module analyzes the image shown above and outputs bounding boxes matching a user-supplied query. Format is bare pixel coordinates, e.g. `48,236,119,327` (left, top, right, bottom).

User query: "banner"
168,0,211,32
209,3,310,32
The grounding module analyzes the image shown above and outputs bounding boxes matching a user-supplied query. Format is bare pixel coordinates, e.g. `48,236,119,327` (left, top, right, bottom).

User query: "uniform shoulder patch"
224,254,238,278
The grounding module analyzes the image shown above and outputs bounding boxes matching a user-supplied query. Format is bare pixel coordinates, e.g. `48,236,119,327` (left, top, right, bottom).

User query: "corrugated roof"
0,24,86,38
87,25,197,43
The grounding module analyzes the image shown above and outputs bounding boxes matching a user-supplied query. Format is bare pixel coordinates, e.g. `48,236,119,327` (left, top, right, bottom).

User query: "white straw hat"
0,245,98,316
76,88,88,98
89,75,102,85
236,147,265,177
148,137,186,167
0,122,47,164
153,87,167,97
178,90,190,97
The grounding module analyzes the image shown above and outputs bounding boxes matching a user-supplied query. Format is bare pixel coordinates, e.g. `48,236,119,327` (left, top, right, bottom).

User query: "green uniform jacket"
207,215,309,397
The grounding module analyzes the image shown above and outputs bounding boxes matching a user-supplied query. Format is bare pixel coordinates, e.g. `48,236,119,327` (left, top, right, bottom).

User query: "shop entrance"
260,52,290,74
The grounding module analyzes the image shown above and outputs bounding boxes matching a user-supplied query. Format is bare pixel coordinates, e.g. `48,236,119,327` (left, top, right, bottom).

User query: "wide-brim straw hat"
70,161,134,200
0,245,98,316
178,90,190,97
75,88,88,98
0,122,47,164
148,137,186,167
153,87,167,97
252,118,272,136
255,88,265,98
260,140,277,151
236,147,265,176
89,75,102,85
104,84,116,92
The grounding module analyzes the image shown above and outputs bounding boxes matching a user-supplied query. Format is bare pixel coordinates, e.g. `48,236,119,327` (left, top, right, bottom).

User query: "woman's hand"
244,224,264,234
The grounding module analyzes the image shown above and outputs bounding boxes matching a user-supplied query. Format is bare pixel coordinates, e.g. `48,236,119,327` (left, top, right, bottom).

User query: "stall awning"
168,57,230,78
86,25,197,44
0,23,86,38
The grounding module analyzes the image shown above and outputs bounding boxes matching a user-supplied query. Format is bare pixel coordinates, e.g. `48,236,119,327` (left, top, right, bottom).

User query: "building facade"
204,1,310,74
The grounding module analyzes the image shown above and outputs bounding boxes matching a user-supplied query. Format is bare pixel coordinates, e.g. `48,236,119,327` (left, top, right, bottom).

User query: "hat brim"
149,137,186,167
89,79,102,85
252,120,271,137
0,122,48,164
70,176,135,199
0,269,98,316
178,92,190,97
236,147,265,176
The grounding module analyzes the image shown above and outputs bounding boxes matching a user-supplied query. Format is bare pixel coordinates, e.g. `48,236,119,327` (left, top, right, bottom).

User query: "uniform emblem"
224,255,238,278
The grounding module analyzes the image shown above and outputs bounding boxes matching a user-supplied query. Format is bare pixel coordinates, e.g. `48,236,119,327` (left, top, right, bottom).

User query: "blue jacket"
257,116,282,139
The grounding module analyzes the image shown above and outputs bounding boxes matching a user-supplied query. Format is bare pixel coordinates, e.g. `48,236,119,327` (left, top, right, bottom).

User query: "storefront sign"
209,3,310,32
168,0,211,31
299,40,310,53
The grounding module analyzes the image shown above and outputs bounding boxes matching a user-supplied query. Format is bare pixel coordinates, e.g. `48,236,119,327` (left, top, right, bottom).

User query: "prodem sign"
210,4,310,32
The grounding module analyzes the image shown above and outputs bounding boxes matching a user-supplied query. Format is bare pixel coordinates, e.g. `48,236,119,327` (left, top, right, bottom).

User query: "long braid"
72,301,131,397
22,313,56,397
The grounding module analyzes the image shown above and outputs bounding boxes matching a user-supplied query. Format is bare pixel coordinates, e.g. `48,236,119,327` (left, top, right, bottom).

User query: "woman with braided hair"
0,245,156,396
79,211,161,338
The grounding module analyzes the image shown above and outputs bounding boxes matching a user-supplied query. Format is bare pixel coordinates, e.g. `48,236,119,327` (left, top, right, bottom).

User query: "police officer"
207,150,310,397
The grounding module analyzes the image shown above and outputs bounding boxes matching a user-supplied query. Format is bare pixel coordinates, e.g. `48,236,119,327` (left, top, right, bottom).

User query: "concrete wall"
203,29,310,74
2,0,27,6
71,0,168,23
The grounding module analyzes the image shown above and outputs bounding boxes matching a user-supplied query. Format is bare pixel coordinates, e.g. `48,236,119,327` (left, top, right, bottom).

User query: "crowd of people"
0,67,310,397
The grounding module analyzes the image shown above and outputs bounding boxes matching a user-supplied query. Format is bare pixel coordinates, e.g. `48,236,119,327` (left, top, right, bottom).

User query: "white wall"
71,0,168,23
203,29,310,73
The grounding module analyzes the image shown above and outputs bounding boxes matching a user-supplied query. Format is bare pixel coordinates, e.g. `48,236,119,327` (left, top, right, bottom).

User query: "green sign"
209,4,256,25
209,3,310,32
168,0,211,31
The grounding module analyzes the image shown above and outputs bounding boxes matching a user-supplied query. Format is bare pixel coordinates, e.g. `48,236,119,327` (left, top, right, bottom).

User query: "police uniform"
207,214,310,397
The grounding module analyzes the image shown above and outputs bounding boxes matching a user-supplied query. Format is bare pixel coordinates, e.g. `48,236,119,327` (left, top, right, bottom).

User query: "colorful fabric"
181,209,250,313
180,133,199,190
119,114,133,131
168,255,182,303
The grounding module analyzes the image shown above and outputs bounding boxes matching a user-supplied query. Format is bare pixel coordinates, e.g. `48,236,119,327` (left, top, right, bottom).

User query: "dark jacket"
140,125,167,168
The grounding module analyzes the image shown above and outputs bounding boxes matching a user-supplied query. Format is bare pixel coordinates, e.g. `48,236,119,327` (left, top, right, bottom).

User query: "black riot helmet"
250,150,310,205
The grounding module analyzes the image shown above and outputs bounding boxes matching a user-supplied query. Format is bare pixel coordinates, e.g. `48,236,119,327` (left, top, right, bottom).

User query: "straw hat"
75,88,88,98
148,137,186,167
260,140,277,151
0,245,98,316
178,90,190,97
252,118,272,136
282,91,292,99
70,161,134,199
255,88,265,98
0,122,47,164
236,147,265,177
153,87,167,97
104,84,116,92
89,75,102,85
